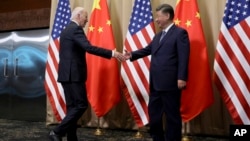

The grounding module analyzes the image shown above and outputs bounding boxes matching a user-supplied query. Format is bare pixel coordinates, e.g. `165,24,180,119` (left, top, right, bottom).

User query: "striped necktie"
159,31,166,43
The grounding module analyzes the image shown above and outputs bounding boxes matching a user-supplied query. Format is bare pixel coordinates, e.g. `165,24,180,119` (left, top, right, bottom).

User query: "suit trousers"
148,88,182,141
54,82,88,141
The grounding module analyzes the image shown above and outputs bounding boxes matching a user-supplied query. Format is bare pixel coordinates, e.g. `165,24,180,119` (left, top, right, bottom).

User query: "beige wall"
47,0,231,136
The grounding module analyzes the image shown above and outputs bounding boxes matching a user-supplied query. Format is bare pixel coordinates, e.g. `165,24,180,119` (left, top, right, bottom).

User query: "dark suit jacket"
57,21,112,82
131,24,190,91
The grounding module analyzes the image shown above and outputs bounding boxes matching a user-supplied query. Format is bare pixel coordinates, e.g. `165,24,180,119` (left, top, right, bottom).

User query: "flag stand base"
182,135,191,141
181,122,191,141
94,128,102,136
94,117,102,136
135,131,143,138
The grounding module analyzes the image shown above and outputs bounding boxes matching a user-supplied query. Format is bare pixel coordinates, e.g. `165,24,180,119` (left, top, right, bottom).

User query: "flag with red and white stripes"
44,0,71,121
213,0,250,124
120,0,155,127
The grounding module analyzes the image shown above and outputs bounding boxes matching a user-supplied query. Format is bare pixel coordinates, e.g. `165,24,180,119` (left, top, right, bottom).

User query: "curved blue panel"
0,49,12,94
11,46,47,98
0,29,49,98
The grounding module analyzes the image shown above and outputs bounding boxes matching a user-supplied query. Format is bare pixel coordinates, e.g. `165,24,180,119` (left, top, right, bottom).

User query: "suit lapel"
153,25,176,54
160,25,175,45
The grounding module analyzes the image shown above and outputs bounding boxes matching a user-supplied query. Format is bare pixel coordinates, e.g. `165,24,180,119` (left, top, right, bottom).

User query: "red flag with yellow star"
174,0,214,122
86,0,121,117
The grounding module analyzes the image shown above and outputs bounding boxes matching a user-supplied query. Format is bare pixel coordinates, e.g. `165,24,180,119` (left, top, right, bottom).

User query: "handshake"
113,50,131,62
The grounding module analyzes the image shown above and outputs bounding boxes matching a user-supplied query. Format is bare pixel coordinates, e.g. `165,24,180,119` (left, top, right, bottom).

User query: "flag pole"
94,117,102,135
182,122,191,141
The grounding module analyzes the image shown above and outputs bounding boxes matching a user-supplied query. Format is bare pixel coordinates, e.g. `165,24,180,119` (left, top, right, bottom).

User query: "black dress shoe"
49,130,62,141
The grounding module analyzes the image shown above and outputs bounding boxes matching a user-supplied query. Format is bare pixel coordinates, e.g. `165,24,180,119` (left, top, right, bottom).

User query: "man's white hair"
70,7,84,20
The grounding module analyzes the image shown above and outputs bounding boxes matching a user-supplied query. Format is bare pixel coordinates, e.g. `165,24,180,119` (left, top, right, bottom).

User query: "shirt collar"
71,20,79,26
162,23,174,33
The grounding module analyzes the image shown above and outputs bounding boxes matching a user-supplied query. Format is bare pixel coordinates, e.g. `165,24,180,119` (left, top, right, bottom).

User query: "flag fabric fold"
174,0,214,122
44,0,71,121
120,0,155,127
213,0,250,124
86,0,121,117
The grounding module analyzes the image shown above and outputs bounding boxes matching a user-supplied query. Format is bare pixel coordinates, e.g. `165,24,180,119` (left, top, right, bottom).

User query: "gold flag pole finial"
94,117,103,136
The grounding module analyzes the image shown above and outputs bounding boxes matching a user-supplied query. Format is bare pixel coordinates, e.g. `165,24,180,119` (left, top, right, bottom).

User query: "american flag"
44,0,71,121
121,0,155,127
213,0,250,124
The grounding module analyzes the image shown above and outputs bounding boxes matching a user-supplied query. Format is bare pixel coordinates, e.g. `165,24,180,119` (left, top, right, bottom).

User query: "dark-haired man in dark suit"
48,7,125,141
124,4,190,141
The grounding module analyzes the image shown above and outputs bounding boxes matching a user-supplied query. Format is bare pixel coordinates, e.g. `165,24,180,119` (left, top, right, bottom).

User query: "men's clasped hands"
113,50,131,62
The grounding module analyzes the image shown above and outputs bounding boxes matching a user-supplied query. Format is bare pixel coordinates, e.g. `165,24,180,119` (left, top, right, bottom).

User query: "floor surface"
0,119,229,141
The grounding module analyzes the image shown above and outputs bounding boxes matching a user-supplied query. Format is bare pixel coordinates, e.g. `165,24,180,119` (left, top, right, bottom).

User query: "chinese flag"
174,0,214,122
86,0,121,117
